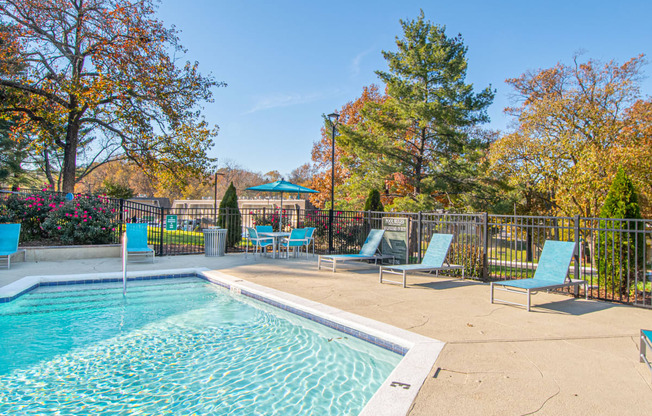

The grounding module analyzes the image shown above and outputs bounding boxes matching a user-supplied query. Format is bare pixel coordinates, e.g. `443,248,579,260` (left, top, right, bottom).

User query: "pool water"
0,278,401,415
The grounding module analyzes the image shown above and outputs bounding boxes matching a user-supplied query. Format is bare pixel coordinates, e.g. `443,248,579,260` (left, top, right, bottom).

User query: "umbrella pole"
279,192,283,232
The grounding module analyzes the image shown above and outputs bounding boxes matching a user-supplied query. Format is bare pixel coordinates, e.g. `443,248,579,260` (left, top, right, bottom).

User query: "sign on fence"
165,215,178,231
382,217,409,264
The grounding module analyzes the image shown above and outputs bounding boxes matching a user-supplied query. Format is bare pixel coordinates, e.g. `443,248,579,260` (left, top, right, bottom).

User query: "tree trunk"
61,111,80,193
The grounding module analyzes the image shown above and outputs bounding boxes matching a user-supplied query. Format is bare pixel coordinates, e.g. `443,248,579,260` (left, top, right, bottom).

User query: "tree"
597,167,643,295
338,12,494,211
490,55,648,217
0,0,224,193
288,163,316,188
0,120,27,185
310,84,387,209
75,160,157,196
100,179,134,199
217,182,241,250
363,189,384,212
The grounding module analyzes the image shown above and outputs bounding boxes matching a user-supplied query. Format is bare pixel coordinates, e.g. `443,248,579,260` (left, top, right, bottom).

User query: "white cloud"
350,47,376,77
245,90,342,114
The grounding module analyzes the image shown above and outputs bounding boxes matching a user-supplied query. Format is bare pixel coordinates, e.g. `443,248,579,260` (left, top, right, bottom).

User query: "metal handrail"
122,232,127,295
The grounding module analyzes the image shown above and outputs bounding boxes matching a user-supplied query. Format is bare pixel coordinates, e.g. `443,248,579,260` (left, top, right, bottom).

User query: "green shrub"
41,195,117,244
0,188,66,241
0,188,117,244
363,189,384,212
597,168,644,294
252,211,290,230
217,182,242,249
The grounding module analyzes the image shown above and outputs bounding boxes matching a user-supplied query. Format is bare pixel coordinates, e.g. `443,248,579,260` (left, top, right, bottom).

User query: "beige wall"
172,198,308,211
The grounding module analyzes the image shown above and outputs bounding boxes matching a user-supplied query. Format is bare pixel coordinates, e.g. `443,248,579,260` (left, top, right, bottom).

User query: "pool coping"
0,267,445,416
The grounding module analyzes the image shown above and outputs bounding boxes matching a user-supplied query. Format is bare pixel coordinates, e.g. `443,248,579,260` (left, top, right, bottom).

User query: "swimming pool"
0,276,404,415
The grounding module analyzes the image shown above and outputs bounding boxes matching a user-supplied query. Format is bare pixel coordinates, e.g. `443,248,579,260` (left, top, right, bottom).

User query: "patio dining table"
259,231,290,259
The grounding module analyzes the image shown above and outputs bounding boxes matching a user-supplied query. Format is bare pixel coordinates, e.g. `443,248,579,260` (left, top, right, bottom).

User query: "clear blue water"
0,278,401,415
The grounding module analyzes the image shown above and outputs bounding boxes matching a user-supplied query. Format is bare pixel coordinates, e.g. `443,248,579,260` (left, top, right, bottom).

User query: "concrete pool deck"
1,253,651,415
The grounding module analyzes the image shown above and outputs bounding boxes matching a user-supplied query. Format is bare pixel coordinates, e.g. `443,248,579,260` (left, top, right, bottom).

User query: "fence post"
574,214,581,282
159,207,166,256
296,206,300,228
482,212,489,281
118,198,125,236
417,211,423,263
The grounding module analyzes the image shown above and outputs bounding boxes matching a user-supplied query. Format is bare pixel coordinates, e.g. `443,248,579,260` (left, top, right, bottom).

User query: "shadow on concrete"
528,297,616,316
409,278,484,291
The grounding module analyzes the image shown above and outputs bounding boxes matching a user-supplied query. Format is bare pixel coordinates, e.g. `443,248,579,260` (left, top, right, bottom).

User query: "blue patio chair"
379,233,464,288
245,227,273,258
318,229,394,272
641,329,652,380
303,227,316,256
490,240,587,311
256,225,274,235
0,223,21,269
281,228,307,259
125,223,154,263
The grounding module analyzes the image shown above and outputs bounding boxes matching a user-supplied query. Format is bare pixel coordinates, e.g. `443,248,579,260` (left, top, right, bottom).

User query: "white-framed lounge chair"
490,240,587,311
245,227,273,258
303,227,316,256
0,223,21,269
641,329,652,380
317,229,394,272
125,223,154,263
379,233,464,288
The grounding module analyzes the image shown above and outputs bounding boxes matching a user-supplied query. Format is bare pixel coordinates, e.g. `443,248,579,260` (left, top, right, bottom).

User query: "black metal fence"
2,188,650,307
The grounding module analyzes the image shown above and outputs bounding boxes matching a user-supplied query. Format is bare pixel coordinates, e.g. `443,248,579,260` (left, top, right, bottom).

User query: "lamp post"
213,160,224,226
327,112,339,254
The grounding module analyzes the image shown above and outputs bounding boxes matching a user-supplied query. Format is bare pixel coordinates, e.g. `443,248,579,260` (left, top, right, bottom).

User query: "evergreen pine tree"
363,189,384,212
217,182,242,250
339,11,494,210
597,167,643,295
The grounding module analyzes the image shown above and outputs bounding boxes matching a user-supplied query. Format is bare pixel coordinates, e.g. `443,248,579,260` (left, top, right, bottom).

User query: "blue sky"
156,0,652,177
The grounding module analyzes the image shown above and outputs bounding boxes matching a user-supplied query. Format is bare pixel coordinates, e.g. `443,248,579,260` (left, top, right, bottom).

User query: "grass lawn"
147,227,204,245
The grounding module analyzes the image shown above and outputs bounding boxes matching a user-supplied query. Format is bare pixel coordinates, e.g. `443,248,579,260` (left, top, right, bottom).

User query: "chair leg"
318,256,322,270
585,281,588,300
527,289,531,312
402,271,407,288
641,330,647,363
379,268,383,283
490,282,494,304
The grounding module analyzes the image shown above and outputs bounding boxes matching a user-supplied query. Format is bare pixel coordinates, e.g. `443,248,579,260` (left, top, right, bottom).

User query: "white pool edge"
1,267,445,416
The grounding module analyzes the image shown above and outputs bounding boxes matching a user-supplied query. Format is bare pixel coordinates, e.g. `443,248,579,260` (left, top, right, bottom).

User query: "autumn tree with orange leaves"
0,0,223,193
309,85,386,209
490,55,652,217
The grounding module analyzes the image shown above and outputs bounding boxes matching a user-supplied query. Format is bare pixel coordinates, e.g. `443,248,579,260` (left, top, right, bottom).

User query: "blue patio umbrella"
246,180,319,231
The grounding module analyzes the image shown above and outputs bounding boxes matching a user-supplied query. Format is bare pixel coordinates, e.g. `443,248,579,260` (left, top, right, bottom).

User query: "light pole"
327,112,339,254
213,160,224,226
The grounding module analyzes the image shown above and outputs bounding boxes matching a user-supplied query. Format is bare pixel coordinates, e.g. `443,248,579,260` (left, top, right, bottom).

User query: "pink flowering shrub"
42,196,116,244
0,189,66,240
1,189,117,244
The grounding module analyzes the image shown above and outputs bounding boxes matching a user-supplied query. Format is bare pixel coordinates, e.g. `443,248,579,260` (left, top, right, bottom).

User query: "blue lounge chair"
0,223,21,269
280,228,307,258
245,227,273,258
125,223,154,263
490,240,587,311
379,234,464,288
641,329,652,380
318,229,394,272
